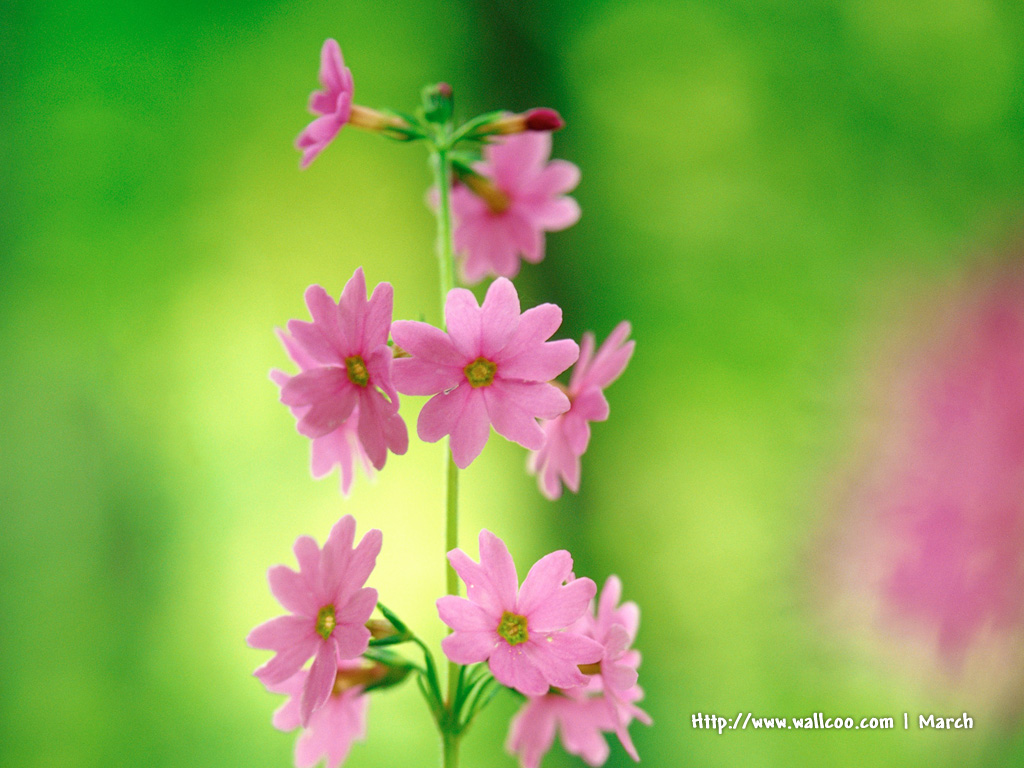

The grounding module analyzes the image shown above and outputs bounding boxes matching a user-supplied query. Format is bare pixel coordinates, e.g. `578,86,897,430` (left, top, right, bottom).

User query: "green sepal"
376,602,409,634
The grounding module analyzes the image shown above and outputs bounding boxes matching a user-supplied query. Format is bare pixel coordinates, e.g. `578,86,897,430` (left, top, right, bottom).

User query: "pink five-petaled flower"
248,516,381,726
450,132,580,283
437,530,603,696
267,660,370,768
296,39,354,169
391,278,577,469
529,321,634,499
276,268,408,477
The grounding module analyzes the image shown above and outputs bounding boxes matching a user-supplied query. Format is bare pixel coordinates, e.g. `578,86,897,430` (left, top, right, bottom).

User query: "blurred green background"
4,0,1024,765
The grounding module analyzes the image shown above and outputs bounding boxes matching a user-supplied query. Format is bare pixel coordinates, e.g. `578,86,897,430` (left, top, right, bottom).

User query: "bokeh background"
4,0,1024,765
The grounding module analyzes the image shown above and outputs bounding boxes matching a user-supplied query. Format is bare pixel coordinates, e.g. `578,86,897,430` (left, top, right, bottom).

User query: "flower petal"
441,630,499,664
449,389,491,468
480,278,521,358
268,565,316,617
445,288,482,358
417,386,469,443
300,640,338,726
437,595,498,631
391,320,465,366
500,338,579,382
498,303,564,361
483,385,545,450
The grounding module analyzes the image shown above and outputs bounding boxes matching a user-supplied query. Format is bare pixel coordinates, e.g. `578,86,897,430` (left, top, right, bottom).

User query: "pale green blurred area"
4,0,1024,766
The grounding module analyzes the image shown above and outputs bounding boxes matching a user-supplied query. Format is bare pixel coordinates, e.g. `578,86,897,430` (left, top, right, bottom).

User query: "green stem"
442,729,460,768
431,141,462,768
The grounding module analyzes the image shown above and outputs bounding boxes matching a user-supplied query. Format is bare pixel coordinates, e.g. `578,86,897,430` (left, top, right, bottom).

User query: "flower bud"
365,618,399,640
422,82,454,124
482,108,565,135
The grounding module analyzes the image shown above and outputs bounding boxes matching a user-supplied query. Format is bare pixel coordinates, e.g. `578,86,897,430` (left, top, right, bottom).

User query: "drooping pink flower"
276,268,408,476
449,132,580,282
529,322,634,499
248,516,381,725
506,690,617,768
267,660,370,768
391,278,577,469
296,39,354,169
437,530,603,696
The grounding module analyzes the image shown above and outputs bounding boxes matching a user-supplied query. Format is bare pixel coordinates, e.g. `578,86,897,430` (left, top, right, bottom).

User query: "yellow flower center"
497,611,529,646
464,357,497,388
345,355,369,387
316,605,336,640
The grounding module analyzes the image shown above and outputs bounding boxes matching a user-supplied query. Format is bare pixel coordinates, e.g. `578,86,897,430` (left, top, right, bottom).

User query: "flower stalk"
429,134,462,768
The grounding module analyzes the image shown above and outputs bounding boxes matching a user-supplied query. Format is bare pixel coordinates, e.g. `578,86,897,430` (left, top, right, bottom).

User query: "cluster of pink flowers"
251,37,648,768
442,532,651,766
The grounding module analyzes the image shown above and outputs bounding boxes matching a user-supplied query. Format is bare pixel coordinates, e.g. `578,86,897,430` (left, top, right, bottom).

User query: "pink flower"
276,268,408,475
529,322,634,499
391,278,577,469
825,270,1024,681
272,334,375,496
436,530,603,696
296,39,354,169
449,132,580,282
248,516,381,725
506,690,616,768
267,660,370,768
507,576,650,767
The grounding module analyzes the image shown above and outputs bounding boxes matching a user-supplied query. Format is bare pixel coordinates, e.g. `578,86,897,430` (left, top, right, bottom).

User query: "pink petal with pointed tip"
448,389,491,468
480,278,521,357
483,385,545,450
437,595,497,631
445,288,483,357
500,338,579,382
441,630,499,664
299,639,338,726
268,565,316,617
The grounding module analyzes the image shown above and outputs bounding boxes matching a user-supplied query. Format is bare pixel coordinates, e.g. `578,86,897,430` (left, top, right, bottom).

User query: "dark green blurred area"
4,1,1024,766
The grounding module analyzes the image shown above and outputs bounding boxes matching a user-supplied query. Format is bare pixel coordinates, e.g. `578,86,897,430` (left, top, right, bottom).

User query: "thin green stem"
430,139,462,768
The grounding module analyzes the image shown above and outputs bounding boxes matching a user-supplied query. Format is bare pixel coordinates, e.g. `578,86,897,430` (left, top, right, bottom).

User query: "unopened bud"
483,108,565,135
524,108,564,132
422,82,454,124
366,618,399,640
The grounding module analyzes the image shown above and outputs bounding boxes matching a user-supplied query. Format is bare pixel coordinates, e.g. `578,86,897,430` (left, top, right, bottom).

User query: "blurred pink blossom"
450,132,580,283
829,272,1024,680
267,660,369,768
